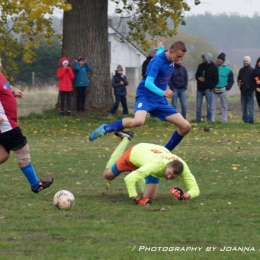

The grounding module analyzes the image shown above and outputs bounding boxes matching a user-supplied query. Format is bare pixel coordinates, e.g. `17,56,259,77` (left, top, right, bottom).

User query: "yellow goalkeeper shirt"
124,143,200,198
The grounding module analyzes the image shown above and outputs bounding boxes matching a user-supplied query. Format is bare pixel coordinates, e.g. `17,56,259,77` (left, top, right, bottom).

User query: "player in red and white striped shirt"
0,72,53,193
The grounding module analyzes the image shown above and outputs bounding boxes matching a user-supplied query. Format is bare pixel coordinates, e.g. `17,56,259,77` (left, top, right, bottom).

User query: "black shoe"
31,178,54,193
67,111,71,116
81,106,85,112
115,131,134,140
60,111,64,116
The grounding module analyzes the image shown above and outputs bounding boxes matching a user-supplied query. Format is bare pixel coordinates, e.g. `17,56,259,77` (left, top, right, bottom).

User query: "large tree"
62,0,113,110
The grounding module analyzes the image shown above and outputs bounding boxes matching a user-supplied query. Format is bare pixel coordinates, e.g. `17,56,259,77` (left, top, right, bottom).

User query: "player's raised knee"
179,121,191,135
133,119,145,127
185,121,192,133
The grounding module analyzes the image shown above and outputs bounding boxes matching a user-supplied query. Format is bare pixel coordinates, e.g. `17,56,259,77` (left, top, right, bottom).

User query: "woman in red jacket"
56,57,74,116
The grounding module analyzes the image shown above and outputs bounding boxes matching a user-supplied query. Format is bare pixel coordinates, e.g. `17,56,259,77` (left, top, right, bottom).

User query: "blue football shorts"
134,97,178,121
145,175,160,184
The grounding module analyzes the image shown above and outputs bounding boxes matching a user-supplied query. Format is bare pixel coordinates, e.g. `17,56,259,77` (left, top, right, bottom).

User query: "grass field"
1,108,260,260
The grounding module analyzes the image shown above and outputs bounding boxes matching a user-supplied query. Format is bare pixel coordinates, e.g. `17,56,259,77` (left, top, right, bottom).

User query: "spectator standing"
142,47,157,77
252,57,260,108
195,53,218,122
237,56,255,123
73,56,91,112
168,60,188,119
56,57,74,116
108,65,129,117
212,53,234,122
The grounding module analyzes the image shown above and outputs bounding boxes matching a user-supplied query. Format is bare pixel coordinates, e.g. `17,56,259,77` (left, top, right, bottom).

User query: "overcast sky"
108,0,260,17
185,0,260,17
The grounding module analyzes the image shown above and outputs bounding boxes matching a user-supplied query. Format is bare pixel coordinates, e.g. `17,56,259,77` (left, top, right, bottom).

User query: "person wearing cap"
142,47,157,77
108,65,129,117
211,53,234,122
195,53,219,122
73,56,91,112
56,57,74,116
237,56,255,123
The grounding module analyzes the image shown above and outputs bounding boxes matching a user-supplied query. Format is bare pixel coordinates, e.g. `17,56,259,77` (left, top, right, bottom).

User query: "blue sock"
104,120,124,133
164,130,183,151
20,163,40,188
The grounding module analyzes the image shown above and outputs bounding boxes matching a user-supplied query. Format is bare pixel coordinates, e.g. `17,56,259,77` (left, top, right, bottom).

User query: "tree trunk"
61,0,113,111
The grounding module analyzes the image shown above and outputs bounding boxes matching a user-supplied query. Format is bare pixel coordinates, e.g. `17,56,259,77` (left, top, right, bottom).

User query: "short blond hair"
170,41,187,52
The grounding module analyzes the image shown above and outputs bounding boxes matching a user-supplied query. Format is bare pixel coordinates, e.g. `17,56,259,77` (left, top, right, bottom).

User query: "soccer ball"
53,190,75,210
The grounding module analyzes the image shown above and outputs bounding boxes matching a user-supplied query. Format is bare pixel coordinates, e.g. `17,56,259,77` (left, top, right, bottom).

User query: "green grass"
1,109,260,260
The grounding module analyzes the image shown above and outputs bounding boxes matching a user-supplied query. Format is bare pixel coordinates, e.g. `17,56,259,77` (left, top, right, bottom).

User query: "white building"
108,23,147,93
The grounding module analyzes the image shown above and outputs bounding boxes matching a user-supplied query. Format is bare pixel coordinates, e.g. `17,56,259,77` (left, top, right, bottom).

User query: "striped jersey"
0,72,18,133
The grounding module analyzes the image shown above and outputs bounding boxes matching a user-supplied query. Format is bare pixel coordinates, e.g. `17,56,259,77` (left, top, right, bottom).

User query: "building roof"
108,23,147,57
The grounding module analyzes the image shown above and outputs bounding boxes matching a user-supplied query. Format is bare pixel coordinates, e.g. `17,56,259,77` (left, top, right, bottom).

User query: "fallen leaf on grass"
153,208,166,212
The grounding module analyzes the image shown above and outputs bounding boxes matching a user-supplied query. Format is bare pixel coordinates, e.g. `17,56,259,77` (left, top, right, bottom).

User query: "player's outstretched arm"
179,161,200,199
124,163,157,205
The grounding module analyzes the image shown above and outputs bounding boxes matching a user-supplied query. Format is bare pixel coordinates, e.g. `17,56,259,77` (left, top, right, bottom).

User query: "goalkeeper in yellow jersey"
103,131,200,205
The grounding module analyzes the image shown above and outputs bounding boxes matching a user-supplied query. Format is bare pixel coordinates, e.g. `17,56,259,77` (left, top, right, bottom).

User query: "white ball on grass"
53,190,75,210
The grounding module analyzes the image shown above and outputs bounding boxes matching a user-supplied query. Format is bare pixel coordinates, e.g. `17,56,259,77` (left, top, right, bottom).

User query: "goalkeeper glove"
169,187,185,200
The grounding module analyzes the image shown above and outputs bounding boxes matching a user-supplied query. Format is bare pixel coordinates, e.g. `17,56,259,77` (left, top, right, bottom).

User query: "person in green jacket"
103,131,200,205
212,53,234,122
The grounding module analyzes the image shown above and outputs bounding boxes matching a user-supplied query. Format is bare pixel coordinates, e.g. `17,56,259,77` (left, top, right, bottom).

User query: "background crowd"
55,47,260,124
163,50,260,124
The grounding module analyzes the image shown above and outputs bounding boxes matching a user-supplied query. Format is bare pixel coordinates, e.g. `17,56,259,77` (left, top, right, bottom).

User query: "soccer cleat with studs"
31,178,54,193
89,124,107,141
114,131,134,141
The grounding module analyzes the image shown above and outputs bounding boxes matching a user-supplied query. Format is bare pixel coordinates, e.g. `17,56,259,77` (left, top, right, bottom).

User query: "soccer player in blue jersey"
89,41,191,151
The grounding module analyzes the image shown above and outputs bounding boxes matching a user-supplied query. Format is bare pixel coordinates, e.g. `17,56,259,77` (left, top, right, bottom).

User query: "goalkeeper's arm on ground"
179,159,200,199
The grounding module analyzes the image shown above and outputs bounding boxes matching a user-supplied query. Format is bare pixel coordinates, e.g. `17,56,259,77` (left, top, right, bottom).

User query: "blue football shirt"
136,51,174,101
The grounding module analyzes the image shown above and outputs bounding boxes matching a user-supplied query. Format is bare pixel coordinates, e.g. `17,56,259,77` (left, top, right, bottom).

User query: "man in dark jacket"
237,56,255,123
108,65,129,117
168,60,188,119
195,52,218,122
142,47,157,77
